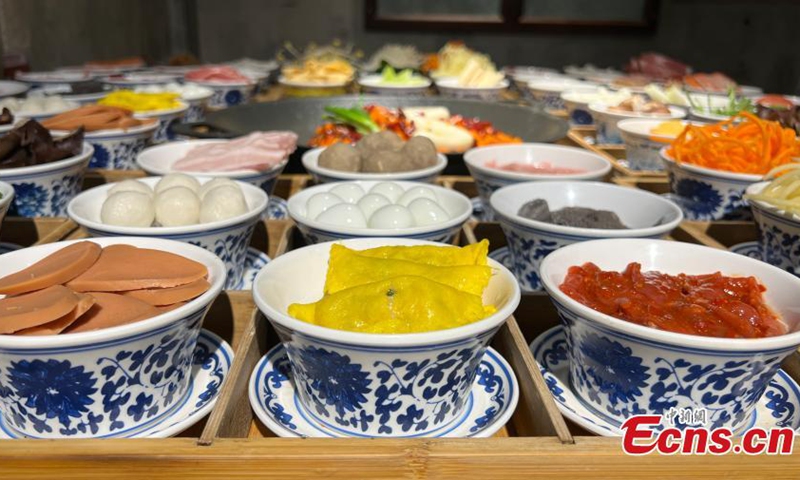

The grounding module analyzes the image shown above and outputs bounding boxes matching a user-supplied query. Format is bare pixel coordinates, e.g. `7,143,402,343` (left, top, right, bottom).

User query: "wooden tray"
569,126,666,179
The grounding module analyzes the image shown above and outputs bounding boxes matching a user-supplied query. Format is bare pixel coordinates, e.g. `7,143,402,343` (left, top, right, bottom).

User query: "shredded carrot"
666,113,800,175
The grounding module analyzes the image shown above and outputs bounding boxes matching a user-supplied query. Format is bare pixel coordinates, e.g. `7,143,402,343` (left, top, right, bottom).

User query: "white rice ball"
155,173,201,195
155,186,200,226
108,179,154,198
198,177,239,199
101,191,155,227
199,185,248,223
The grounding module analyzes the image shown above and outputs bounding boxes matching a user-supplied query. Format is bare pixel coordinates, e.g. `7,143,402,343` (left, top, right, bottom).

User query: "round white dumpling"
198,177,238,199
306,192,343,219
398,186,437,207
101,191,155,227
155,173,201,195
356,193,391,219
200,185,249,223
108,179,153,198
315,203,367,228
155,186,200,226
407,198,450,226
328,183,365,204
368,205,415,229
369,182,404,203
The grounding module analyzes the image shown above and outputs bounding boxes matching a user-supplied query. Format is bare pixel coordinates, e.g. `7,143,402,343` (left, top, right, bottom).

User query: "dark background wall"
2,0,799,93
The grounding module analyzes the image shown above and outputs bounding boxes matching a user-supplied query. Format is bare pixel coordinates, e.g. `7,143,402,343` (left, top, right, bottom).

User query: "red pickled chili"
559,262,786,339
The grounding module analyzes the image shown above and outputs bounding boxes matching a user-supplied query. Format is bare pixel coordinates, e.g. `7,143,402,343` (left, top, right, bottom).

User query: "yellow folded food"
351,239,488,267
99,90,182,112
325,244,492,295
288,276,496,334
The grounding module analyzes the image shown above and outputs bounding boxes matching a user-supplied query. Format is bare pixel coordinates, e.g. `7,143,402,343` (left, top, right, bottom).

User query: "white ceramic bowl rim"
659,147,763,182
490,181,683,237
0,237,225,349
358,74,431,89
286,180,473,236
528,79,593,92
303,147,448,181
52,121,159,138
745,181,800,222
252,238,522,347
589,103,687,119
463,143,612,182
186,79,255,87
67,175,268,235
435,78,509,90
0,143,93,177
540,238,800,351
617,119,695,140
10,101,81,119
135,139,289,176
277,76,349,88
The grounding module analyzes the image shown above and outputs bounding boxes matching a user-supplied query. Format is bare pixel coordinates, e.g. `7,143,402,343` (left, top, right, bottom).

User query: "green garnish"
323,105,380,134
690,87,755,116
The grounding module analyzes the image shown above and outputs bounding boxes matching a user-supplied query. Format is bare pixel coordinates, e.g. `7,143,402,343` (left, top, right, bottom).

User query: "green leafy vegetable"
323,106,380,135
689,87,755,117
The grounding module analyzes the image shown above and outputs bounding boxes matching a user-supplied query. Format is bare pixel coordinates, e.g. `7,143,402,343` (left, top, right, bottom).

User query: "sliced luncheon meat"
67,245,208,292
0,285,81,334
66,292,161,333
121,278,210,306
0,241,102,295
16,292,96,336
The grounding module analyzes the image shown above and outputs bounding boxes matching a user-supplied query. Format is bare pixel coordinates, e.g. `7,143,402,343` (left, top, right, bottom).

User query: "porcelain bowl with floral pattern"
746,181,800,275
67,176,267,289
617,119,697,172
52,123,158,170
539,238,800,432
0,236,225,438
490,181,682,291
133,102,189,144
136,139,288,197
527,78,595,112
302,147,447,184
252,237,521,438
0,181,14,231
660,148,760,221
589,104,687,144
0,143,93,217
464,143,612,219
287,180,472,244
187,81,256,109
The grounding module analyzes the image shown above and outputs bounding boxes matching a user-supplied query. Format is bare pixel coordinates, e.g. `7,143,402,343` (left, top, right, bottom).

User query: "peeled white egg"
407,198,450,226
328,184,365,204
356,193,391,219
315,203,367,228
369,182,404,203
398,186,437,207
108,179,154,198
101,191,155,227
306,192,343,219
368,205,415,229
155,173,201,194
155,186,200,226
198,177,238,199
200,185,248,223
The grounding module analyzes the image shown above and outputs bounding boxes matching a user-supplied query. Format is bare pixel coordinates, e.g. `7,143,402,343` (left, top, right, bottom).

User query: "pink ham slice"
172,132,298,172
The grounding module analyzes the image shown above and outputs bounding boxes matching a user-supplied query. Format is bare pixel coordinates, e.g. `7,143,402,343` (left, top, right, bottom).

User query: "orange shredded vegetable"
666,112,800,175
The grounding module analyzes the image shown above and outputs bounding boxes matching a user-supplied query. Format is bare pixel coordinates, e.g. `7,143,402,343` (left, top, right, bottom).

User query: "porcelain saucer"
529,326,800,436
249,344,518,438
730,241,762,260
0,329,233,439
234,247,270,290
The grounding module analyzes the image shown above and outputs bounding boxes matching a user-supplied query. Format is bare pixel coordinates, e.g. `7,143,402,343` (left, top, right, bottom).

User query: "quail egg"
397,186,437,207
316,203,367,228
329,183,366,204
407,198,450,226
368,204,415,229
306,192,343,219
369,182,404,203
357,193,391,219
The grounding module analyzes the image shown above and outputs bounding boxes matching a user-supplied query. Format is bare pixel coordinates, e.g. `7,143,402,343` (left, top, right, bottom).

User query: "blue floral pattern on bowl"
619,133,666,171
205,84,255,109
665,164,754,221
138,107,188,144
751,202,800,276
569,108,593,126
530,91,565,111
552,302,792,431
464,167,516,220
0,308,208,438
88,129,155,170
595,119,623,144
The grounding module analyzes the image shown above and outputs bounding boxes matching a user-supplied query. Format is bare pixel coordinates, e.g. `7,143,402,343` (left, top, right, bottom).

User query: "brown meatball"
318,143,361,172
362,150,409,173
356,131,405,158
401,136,438,170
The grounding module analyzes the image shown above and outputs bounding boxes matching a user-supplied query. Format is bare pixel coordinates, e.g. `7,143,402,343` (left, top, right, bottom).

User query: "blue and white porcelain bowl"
464,143,612,219
187,81,256,109
527,79,594,111
490,181,682,291
252,237,521,437
617,119,695,172
102,73,183,88
434,78,509,101
70,123,158,170
561,88,633,126
746,181,800,275
589,103,687,145
136,139,288,197
180,89,213,123
0,181,14,231
302,147,447,184
660,148,760,221
287,180,472,244
539,238,800,432
134,102,189,144
0,236,225,438
0,143,92,217
67,176,268,289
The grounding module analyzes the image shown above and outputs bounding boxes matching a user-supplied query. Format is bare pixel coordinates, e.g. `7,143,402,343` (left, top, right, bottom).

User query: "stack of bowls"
617,119,695,172
490,182,683,291
589,103,687,144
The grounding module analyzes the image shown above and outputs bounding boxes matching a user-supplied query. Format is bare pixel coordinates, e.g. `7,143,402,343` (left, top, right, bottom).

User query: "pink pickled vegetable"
485,160,585,174
173,132,298,172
